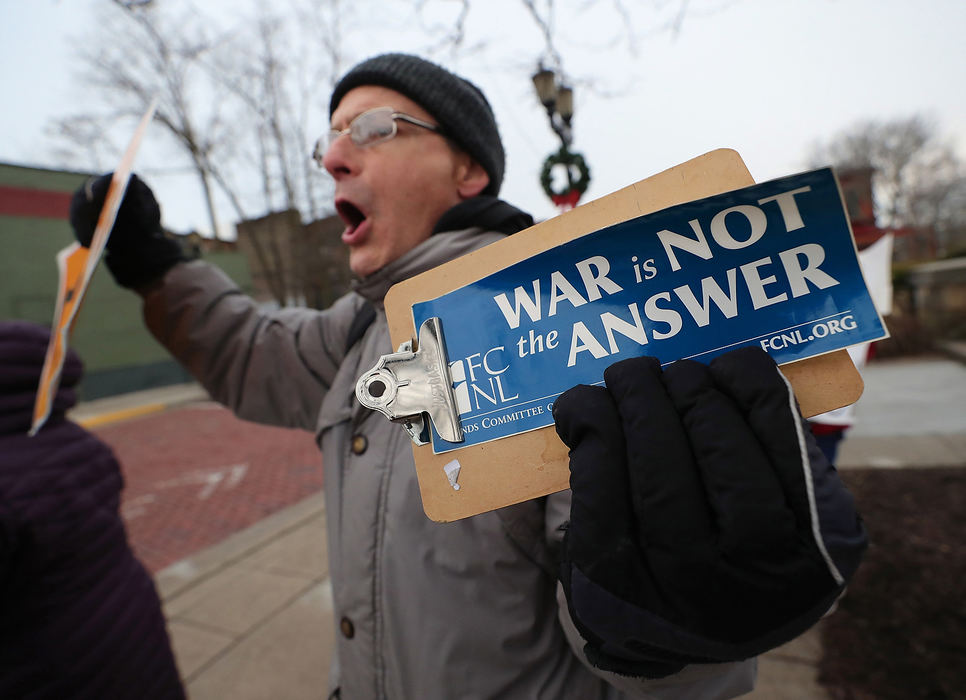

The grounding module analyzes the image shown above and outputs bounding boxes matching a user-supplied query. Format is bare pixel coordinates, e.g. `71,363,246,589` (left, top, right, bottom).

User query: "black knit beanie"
330,53,505,196
0,321,83,433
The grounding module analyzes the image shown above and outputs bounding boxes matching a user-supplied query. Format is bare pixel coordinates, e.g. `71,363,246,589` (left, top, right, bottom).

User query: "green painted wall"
1,163,254,400
0,162,89,190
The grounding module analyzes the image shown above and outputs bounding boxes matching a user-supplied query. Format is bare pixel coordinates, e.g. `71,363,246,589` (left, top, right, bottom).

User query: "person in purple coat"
0,320,185,700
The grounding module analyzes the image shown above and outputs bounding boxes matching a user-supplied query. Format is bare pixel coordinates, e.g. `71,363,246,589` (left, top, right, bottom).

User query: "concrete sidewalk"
152,490,831,699
836,352,966,470
155,493,333,698
77,353,966,698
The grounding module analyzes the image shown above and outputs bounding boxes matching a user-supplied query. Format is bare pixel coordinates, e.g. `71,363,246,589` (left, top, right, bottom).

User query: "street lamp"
532,66,589,210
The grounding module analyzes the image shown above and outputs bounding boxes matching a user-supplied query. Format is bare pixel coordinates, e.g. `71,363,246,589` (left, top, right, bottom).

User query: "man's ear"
456,158,490,199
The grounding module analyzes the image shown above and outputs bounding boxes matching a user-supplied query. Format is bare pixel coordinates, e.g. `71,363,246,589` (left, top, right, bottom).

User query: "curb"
155,491,327,602
75,402,171,429
936,340,966,366
69,383,210,429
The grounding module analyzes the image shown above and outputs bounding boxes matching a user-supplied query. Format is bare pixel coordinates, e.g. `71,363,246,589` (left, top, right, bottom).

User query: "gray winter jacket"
142,226,755,699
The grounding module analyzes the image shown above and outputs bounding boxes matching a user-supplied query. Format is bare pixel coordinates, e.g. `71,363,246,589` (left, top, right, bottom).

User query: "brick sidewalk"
92,402,322,572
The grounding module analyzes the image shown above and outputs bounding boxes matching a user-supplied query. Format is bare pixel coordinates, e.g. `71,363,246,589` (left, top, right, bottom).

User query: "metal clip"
355,317,464,446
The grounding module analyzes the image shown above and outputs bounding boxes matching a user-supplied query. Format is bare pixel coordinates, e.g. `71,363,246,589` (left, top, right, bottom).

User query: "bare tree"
51,2,234,237
53,0,722,213
810,116,966,256
192,0,348,306
410,0,721,92
205,1,336,222
49,0,348,306
49,0,736,306
47,114,118,169
905,151,966,257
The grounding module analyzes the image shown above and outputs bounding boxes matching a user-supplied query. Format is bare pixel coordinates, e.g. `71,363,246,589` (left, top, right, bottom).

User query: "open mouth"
336,199,367,235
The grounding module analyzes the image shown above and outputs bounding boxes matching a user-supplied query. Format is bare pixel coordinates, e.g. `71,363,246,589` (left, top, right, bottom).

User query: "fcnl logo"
450,346,519,415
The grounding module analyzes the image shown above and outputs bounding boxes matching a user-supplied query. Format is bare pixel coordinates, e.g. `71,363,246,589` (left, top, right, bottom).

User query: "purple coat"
0,321,184,699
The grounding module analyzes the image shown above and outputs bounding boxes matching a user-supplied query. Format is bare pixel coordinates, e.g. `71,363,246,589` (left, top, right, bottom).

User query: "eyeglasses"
312,107,442,165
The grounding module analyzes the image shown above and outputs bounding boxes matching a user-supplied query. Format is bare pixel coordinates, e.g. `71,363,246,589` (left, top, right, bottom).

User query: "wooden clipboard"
383,149,864,522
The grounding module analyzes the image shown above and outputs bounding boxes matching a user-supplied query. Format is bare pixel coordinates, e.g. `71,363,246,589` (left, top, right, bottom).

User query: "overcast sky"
2,0,965,235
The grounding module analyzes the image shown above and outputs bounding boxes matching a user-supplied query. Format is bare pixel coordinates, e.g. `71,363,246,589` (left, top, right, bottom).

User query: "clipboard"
381,149,864,522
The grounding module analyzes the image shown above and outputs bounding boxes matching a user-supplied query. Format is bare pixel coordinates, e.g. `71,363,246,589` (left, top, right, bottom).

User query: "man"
70,53,866,699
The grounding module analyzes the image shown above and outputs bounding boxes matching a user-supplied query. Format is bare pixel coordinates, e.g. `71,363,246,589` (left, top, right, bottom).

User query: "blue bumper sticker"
413,168,887,454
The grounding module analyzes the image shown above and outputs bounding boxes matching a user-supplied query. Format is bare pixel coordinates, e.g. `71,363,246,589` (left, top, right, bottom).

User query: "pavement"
82,398,323,573
70,348,966,699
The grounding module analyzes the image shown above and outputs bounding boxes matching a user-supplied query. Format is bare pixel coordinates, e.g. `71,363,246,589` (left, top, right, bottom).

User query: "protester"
0,321,185,700
69,53,866,699
808,233,894,464
809,342,874,463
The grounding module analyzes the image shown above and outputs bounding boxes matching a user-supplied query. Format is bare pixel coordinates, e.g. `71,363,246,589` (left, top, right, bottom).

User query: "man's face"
323,86,477,278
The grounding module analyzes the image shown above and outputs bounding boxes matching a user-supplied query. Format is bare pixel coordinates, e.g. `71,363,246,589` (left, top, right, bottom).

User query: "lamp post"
532,67,590,210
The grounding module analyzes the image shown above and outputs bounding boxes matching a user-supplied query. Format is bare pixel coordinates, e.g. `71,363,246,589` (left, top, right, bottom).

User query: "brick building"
0,161,253,399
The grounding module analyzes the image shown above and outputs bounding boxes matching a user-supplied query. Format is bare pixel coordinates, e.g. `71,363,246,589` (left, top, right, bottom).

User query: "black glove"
553,347,866,678
69,173,186,289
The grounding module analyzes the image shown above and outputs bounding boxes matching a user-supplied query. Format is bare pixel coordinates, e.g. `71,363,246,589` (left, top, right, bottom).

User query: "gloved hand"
552,347,866,678
69,173,186,289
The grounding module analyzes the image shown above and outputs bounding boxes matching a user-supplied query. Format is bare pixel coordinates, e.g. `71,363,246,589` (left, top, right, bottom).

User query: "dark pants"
814,430,846,465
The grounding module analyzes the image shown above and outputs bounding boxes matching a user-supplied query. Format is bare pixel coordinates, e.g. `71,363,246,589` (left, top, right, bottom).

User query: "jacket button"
340,616,355,639
351,434,368,455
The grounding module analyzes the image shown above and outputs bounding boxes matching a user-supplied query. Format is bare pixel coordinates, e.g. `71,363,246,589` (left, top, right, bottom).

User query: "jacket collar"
353,198,532,307
432,196,533,236
353,227,504,307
